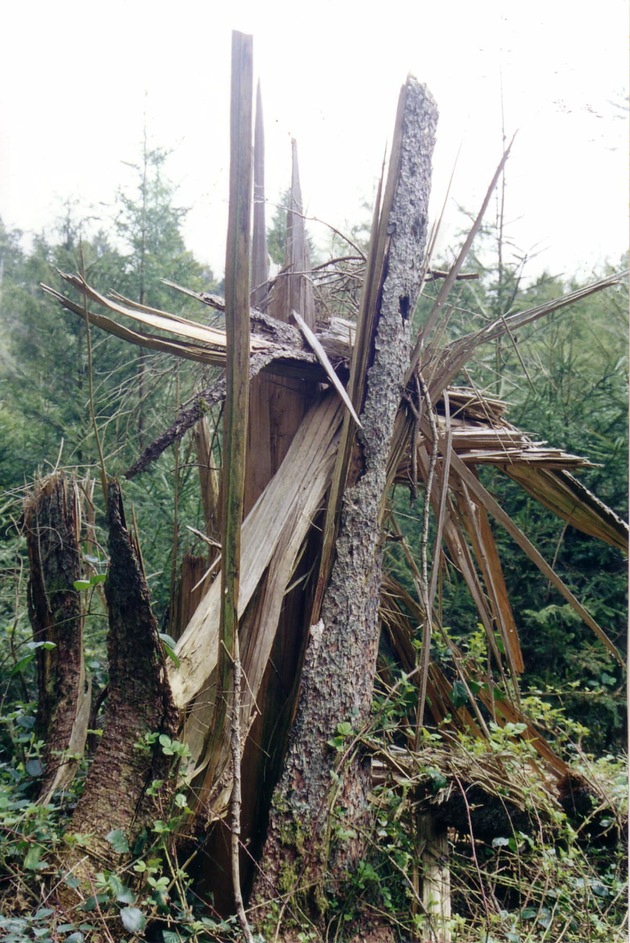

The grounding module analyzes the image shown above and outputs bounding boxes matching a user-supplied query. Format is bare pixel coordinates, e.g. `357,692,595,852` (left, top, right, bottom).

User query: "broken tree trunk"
251,77,438,934
416,814,452,943
24,473,90,806
57,481,178,909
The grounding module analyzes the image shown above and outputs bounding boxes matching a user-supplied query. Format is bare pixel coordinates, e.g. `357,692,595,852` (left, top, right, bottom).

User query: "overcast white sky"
1,0,627,282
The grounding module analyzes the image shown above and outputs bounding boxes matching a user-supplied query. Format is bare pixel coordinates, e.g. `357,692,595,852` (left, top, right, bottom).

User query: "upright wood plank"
220,29,253,676
217,30,254,929
251,81,269,311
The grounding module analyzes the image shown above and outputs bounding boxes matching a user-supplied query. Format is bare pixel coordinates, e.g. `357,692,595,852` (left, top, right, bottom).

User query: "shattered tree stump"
56,481,178,910
24,473,90,805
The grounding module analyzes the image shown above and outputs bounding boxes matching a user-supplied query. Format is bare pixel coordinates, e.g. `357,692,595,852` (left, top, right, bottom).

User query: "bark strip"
24,473,89,805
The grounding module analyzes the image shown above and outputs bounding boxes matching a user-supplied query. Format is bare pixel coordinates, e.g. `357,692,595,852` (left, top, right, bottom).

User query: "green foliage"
371,247,628,939
0,141,220,625
0,146,225,937
0,143,215,481
0,713,226,942
355,698,628,943
266,192,289,268
327,721,354,752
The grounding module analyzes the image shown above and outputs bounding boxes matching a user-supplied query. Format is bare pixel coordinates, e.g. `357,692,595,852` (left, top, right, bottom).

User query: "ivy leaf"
11,642,56,676
159,633,180,667
492,836,510,848
450,680,469,708
82,553,102,564
74,574,107,592
158,734,175,754
25,758,45,778
105,828,130,854
120,906,146,933
116,886,136,904
10,653,35,675
80,893,109,912
591,880,611,898
427,768,447,791
335,826,357,841
24,844,45,871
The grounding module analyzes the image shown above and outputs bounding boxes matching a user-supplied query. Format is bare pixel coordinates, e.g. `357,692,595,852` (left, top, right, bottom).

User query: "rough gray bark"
252,78,438,933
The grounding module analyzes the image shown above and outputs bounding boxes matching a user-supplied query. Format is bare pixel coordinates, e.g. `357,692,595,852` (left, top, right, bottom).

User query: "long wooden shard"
251,81,269,311
220,32,255,937
505,465,628,552
168,394,343,712
218,26,253,716
434,433,624,664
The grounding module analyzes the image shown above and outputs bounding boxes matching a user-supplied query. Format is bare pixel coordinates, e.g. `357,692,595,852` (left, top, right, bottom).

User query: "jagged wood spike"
251,80,269,311
424,421,624,665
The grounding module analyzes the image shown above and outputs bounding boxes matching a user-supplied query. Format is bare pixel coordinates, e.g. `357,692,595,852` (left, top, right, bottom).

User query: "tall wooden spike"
251,81,269,311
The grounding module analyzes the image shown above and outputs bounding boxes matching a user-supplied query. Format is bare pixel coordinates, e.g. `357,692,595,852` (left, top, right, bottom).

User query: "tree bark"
252,78,438,934
57,480,178,907
24,473,90,805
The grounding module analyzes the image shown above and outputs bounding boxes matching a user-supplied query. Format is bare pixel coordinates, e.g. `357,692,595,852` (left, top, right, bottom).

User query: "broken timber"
252,75,439,913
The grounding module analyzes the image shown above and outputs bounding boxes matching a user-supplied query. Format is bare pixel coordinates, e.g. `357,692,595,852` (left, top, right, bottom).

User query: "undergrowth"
0,707,233,943
1,646,626,942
